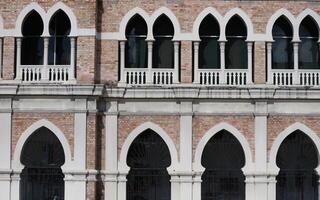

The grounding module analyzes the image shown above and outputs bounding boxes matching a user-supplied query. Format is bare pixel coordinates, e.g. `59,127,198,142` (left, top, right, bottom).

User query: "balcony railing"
270,69,320,86
123,68,175,85
196,69,249,86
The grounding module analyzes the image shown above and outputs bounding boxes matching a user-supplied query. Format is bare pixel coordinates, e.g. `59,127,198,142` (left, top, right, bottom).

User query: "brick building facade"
0,1,320,200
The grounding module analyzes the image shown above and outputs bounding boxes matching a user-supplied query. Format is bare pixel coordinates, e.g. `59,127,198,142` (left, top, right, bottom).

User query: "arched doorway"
20,127,65,200
126,129,171,200
276,130,319,200
201,130,245,200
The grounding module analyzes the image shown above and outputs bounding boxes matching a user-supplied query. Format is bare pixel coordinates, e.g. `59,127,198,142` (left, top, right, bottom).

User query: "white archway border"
194,122,254,173
12,119,73,171
268,122,320,174
118,121,179,173
15,1,78,37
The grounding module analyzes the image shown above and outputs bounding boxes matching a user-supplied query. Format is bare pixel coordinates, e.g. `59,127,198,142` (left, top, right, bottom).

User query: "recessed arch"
194,122,253,173
13,119,72,171
119,122,179,173
222,8,254,41
266,8,296,41
15,2,46,37
192,7,223,41
119,7,150,40
297,9,320,41
150,7,181,41
269,122,320,174
47,1,78,37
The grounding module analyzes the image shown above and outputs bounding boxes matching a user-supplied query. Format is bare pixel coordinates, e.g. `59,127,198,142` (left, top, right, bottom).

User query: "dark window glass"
21,11,44,65
201,130,245,200
125,15,147,68
299,17,319,69
272,17,293,69
127,129,171,200
20,128,65,200
226,16,247,69
153,15,174,69
199,15,220,69
276,131,319,200
49,10,71,65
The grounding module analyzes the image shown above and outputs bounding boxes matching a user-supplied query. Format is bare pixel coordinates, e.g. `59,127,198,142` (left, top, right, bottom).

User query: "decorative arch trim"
194,122,253,173
296,9,320,40
192,7,223,41
269,122,320,174
15,2,46,37
119,121,179,173
47,2,78,37
119,7,150,40
150,7,181,41
266,8,296,41
12,119,72,171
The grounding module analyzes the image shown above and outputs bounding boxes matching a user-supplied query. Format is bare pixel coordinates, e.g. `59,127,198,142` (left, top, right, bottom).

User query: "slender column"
42,37,49,81
117,173,127,200
247,42,253,84
293,42,299,85
0,38,3,79
254,101,268,200
105,101,118,200
10,171,21,200
267,42,273,84
147,41,153,84
219,41,226,84
245,174,255,200
170,174,180,200
267,175,277,200
193,41,200,84
179,101,193,200
15,38,22,80
173,41,180,83
119,41,126,84
192,172,203,200
70,37,76,81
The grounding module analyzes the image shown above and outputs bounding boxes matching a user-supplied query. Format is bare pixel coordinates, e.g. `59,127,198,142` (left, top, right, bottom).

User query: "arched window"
153,15,174,69
125,15,147,68
201,130,245,200
276,131,319,200
127,129,171,200
20,127,65,200
199,15,220,69
272,17,293,69
226,16,247,69
21,11,44,65
299,17,319,69
49,10,71,65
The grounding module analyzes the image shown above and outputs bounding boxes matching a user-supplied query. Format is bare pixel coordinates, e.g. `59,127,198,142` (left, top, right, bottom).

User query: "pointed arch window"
21,11,44,65
276,131,319,200
49,10,71,65
226,16,248,69
127,129,171,200
20,127,65,200
125,15,147,68
272,17,293,69
201,130,245,200
299,17,319,69
199,15,220,69
153,15,174,69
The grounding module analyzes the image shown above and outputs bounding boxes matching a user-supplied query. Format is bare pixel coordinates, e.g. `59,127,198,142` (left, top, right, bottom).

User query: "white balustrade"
298,70,320,86
19,65,71,83
152,68,174,85
123,68,175,85
270,69,294,86
196,69,248,86
124,68,148,85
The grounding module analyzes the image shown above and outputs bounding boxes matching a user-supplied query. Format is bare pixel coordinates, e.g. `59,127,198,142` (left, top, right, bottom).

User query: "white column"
105,101,118,200
192,173,203,200
118,173,127,200
267,175,277,200
245,174,255,200
0,38,3,80
219,41,226,84
42,37,49,81
147,41,153,84
15,38,22,80
170,174,180,200
0,103,11,200
267,42,273,84
193,41,200,84
173,41,180,83
70,37,76,81
247,42,253,84
119,41,126,84
293,42,299,85
179,101,193,200
254,101,268,200
10,171,21,200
